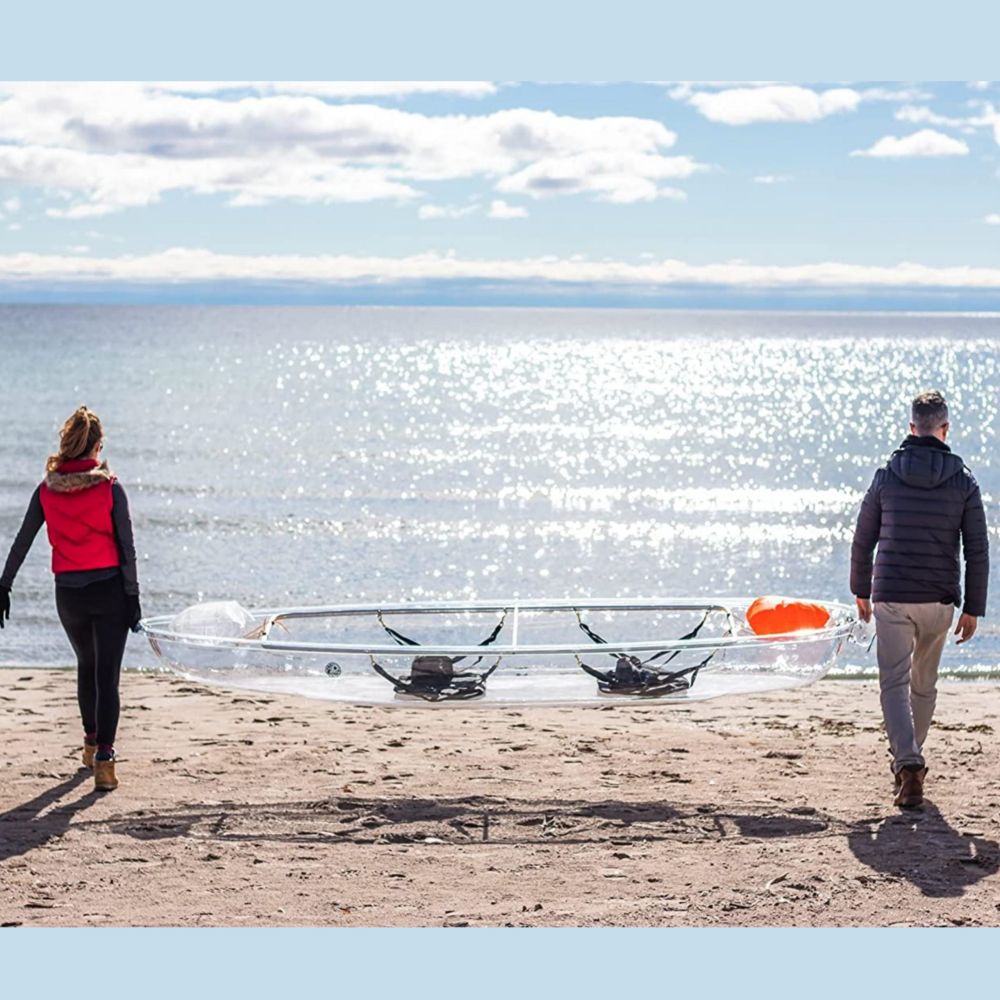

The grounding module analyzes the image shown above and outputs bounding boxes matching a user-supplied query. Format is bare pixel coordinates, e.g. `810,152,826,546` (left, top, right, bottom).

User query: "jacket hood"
888,436,964,489
45,459,115,494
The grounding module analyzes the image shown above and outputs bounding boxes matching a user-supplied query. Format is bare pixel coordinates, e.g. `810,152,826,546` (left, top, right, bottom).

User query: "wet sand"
1,669,999,927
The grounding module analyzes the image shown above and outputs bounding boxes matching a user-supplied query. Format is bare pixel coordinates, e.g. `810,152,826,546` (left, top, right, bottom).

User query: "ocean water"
0,305,998,674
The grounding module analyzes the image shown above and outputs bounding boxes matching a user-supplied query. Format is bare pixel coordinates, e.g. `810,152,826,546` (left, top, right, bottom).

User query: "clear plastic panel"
143,599,856,707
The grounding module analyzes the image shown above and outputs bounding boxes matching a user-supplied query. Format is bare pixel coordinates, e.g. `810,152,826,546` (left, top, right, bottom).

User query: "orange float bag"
746,596,831,635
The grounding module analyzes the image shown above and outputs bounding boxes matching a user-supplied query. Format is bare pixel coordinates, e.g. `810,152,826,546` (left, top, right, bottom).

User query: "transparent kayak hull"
140,598,862,707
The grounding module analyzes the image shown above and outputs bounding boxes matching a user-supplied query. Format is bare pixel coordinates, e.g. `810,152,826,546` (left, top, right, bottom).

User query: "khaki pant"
874,601,955,773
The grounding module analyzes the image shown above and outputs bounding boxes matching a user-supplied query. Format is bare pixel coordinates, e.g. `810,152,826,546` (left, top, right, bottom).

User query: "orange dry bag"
746,596,831,636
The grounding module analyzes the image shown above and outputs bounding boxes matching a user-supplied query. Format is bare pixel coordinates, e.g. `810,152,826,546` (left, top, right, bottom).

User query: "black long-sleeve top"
1,482,139,596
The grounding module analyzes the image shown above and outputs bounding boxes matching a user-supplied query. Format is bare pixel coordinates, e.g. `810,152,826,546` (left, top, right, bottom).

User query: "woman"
0,407,141,791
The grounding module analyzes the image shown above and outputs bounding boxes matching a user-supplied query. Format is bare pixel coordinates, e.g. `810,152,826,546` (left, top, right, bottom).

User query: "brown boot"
94,758,119,791
894,766,926,808
82,744,97,770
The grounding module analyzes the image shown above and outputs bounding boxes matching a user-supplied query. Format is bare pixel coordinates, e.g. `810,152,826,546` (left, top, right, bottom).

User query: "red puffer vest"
38,459,120,574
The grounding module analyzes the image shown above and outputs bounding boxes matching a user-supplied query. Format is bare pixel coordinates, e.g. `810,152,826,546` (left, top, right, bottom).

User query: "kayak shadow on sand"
847,801,1000,898
0,770,99,863
90,794,832,848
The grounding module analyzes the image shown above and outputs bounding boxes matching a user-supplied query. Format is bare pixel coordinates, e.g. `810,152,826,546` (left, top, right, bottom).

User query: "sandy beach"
1,669,999,927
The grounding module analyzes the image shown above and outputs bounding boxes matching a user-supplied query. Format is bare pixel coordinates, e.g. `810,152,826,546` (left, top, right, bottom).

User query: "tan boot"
94,758,119,791
894,766,926,808
82,744,97,770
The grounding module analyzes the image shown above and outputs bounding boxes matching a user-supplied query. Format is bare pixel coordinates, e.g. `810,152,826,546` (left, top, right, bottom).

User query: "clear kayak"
140,598,864,707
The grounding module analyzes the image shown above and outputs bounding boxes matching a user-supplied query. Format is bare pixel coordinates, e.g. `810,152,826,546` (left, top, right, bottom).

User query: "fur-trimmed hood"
45,459,115,494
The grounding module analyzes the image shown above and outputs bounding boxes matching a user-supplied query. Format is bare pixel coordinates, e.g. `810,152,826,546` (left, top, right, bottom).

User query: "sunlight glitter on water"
0,306,998,673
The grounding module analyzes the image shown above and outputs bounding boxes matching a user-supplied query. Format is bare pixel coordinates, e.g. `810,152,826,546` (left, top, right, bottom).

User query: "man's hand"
955,613,978,645
0,585,9,629
855,597,872,623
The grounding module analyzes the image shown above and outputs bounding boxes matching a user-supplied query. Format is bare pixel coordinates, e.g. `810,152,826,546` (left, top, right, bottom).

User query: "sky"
0,80,999,308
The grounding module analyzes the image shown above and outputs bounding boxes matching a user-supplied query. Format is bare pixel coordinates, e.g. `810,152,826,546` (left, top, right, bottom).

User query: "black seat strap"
376,609,508,667
376,611,422,647
641,610,713,668
575,608,715,667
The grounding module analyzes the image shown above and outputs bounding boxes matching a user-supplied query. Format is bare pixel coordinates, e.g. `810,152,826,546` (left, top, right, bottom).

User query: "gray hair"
911,390,949,436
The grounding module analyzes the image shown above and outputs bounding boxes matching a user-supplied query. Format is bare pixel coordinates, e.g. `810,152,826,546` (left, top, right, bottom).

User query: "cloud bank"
0,83,703,216
3,247,1000,292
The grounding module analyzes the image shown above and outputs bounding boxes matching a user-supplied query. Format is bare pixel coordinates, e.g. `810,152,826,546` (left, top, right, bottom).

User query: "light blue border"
4,0,1000,78
5,0,1000,990
1,928,997,995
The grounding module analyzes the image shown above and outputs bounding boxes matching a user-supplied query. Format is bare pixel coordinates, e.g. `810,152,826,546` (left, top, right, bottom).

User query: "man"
851,390,988,808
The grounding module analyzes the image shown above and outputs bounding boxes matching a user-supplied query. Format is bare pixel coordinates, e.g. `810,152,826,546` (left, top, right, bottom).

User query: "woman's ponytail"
47,406,103,474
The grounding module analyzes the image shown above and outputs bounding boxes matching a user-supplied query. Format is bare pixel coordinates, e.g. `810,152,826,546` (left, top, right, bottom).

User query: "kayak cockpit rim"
139,598,859,657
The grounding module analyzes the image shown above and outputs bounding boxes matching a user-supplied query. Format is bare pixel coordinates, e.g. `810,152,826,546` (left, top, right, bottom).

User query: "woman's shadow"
847,801,999,897
0,770,98,863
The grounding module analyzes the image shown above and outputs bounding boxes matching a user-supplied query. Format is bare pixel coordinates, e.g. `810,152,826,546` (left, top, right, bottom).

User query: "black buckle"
370,654,498,702
579,654,693,697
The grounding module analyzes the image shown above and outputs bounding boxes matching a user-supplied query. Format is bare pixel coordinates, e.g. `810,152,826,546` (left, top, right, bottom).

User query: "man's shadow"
0,770,98,863
847,801,999,897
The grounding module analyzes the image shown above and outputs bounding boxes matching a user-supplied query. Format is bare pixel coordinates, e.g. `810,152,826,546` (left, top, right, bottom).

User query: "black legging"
55,576,129,747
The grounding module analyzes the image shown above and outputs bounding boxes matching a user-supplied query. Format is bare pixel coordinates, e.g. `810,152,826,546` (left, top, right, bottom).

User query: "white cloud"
0,143,418,218
753,174,793,184
417,203,479,220
488,199,527,219
157,82,498,99
2,196,21,213
4,246,1000,292
895,102,1000,143
850,129,969,158
672,84,860,124
986,213,1000,225
7,223,20,231
0,84,702,217
672,83,934,126
896,105,969,128
497,151,698,203
856,86,933,103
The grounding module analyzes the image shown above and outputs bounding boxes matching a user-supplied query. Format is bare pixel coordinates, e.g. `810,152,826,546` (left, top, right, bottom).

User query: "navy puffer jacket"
850,435,989,616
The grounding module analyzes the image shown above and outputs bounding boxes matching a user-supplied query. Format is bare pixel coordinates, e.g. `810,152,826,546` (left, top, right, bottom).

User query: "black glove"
0,585,9,629
126,594,143,633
